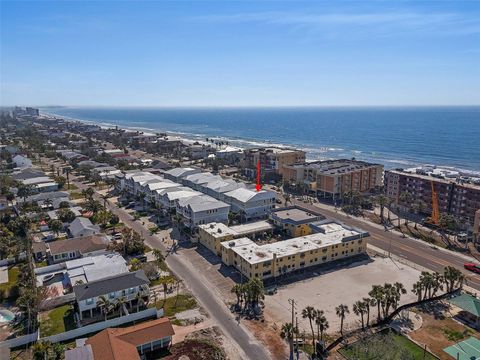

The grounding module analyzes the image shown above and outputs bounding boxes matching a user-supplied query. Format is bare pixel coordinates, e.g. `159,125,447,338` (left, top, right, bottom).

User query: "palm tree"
65,167,71,189
82,187,94,200
444,266,464,292
399,191,413,227
43,198,53,209
368,285,384,322
134,292,145,312
153,249,164,265
375,194,389,224
280,322,297,360
48,219,63,237
335,304,349,335
314,309,328,343
17,183,35,202
353,300,367,329
301,306,316,349
97,295,110,320
412,281,423,302
101,193,110,210
115,296,127,317
231,284,243,308
84,198,102,214
362,297,375,327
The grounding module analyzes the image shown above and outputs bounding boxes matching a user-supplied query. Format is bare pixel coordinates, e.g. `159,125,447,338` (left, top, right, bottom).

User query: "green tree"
301,306,316,350
48,219,63,237
335,304,350,335
280,322,297,360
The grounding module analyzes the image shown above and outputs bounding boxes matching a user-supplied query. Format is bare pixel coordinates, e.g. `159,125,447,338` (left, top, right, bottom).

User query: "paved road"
104,200,271,360
294,199,480,291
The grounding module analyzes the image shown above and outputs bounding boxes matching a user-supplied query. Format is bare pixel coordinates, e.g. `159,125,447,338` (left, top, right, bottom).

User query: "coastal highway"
294,199,480,291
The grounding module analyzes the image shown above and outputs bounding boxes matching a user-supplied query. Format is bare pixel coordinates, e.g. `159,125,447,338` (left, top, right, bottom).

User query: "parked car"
464,262,480,274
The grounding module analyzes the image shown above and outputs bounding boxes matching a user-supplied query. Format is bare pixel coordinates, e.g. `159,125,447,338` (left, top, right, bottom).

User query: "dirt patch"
165,327,227,360
244,318,288,360
409,305,480,360
264,257,420,334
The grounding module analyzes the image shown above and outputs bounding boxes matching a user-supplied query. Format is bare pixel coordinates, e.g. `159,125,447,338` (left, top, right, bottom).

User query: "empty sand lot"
264,256,420,334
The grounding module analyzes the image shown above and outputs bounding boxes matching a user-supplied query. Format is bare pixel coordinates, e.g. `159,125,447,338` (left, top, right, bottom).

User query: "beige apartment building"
220,221,369,280
284,159,383,199
197,221,274,256
242,147,306,181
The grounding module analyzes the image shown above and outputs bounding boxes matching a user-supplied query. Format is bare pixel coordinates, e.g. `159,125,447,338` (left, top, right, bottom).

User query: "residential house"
223,188,276,221
73,270,150,320
65,317,174,360
163,167,201,182
68,217,101,238
12,154,32,168
46,234,110,263
176,194,230,229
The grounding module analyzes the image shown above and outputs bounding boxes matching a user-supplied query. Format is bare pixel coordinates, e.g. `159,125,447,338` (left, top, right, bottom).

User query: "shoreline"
39,109,480,177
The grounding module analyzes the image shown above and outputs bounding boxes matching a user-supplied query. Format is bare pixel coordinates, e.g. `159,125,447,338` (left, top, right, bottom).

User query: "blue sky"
1,1,479,106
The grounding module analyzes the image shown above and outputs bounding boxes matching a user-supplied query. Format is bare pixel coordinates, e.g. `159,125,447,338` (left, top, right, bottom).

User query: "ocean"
40,106,480,173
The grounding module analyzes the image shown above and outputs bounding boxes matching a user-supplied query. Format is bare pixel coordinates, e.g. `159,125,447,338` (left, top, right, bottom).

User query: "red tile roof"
85,317,174,360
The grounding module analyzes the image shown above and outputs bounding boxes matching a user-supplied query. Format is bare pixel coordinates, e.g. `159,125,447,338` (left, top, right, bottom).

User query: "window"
86,298,94,305
109,292,115,299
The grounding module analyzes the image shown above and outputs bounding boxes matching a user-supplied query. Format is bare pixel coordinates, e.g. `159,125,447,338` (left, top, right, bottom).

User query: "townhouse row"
115,167,277,228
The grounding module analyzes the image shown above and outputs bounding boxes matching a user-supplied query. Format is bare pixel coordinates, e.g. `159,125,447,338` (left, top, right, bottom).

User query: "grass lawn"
69,192,84,200
66,184,78,190
338,329,437,360
0,266,20,300
151,294,197,317
150,274,176,287
35,261,48,268
409,308,480,359
39,305,76,336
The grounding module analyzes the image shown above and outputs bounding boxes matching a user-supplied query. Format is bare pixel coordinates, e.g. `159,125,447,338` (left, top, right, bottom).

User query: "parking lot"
263,256,420,334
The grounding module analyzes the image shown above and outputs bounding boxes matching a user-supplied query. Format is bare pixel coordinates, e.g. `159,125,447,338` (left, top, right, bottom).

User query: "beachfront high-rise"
283,159,384,199
385,167,480,228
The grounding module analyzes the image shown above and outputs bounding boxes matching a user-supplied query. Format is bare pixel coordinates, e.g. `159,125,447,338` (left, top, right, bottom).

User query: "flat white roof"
199,222,239,238
229,220,274,235
223,222,365,264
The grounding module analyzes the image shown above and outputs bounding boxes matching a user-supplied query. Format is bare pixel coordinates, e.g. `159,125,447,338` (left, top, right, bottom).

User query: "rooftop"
199,222,239,238
270,206,325,225
443,337,480,360
224,187,276,203
47,234,109,255
229,220,274,235
388,168,480,189
449,293,480,317
222,221,367,264
85,317,174,360
290,159,382,175
66,254,128,284
73,270,149,301
179,194,229,212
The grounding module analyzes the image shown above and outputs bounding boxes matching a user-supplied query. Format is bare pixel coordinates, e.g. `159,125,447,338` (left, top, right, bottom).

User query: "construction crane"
428,180,440,226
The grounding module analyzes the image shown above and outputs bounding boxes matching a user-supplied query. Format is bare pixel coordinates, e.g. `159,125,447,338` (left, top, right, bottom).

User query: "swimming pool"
0,309,15,323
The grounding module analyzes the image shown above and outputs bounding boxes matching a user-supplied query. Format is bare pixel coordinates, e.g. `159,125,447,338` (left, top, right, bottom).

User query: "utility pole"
288,298,297,360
